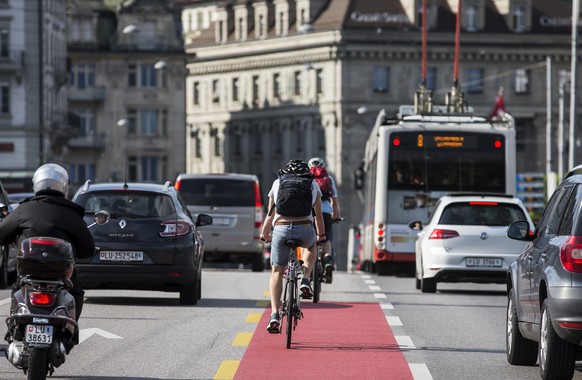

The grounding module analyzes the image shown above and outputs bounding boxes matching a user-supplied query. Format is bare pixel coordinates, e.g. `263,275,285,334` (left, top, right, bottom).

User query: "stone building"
66,0,187,190
180,0,575,270
0,0,69,192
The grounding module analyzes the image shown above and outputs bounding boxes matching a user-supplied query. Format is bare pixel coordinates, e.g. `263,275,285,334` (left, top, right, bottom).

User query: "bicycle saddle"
284,239,303,248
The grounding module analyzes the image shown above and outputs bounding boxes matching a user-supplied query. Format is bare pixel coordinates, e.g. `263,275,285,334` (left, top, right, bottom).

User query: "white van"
175,173,265,271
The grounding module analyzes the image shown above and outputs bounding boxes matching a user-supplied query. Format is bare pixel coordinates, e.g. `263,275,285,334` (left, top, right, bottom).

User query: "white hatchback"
414,193,535,293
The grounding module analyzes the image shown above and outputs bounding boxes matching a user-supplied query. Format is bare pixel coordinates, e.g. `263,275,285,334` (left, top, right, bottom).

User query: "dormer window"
513,5,525,32
415,1,435,30
274,0,289,36
465,5,478,32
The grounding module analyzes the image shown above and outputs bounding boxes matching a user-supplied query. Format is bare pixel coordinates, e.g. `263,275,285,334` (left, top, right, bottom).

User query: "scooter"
3,209,109,380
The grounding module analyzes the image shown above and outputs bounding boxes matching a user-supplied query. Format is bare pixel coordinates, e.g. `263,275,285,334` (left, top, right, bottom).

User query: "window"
128,64,158,88
513,5,526,32
316,69,323,95
70,63,94,89
0,29,8,58
465,5,478,31
372,66,389,93
426,67,436,91
294,71,301,96
258,14,265,38
127,156,160,182
273,73,280,99
212,128,221,157
212,79,220,103
68,163,95,184
194,131,202,158
73,109,95,137
0,85,9,114
514,68,530,94
140,110,159,136
193,81,200,106
466,68,483,94
126,109,137,135
252,75,259,104
232,77,239,102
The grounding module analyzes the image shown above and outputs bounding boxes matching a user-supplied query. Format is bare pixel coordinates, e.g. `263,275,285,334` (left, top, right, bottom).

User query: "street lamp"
154,60,167,70
122,24,137,34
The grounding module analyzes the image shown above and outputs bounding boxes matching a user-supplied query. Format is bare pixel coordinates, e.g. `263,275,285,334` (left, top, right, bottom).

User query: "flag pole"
569,0,579,169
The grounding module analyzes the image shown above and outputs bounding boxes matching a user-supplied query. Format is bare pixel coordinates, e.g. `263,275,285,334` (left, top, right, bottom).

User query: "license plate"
466,258,503,267
100,251,144,262
212,217,230,226
25,324,53,344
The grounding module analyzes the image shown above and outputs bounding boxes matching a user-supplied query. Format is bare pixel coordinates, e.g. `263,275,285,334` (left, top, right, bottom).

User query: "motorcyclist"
0,163,95,322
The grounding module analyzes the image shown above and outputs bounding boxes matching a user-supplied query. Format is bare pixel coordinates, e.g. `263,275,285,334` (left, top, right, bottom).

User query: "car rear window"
178,178,255,207
76,191,176,218
439,202,527,226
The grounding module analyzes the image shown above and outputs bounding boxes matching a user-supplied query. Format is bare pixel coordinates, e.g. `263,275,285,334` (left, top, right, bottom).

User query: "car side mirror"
196,213,213,227
409,220,422,230
507,221,531,240
0,202,8,217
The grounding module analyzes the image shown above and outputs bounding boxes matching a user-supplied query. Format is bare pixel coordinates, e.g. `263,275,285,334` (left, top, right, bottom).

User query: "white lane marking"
408,363,433,380
374,293,387,299
386,316,403,327
395,335,415,349
380,303,394,310
79,328,123,344
361,274,372,279
369,285,382,291
364,279,376,284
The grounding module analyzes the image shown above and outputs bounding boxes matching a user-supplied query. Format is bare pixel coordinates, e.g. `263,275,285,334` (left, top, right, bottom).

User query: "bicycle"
279,238,304,349
312,243,324,303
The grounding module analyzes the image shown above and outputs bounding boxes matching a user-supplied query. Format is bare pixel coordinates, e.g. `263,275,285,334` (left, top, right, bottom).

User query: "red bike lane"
234,301,414,379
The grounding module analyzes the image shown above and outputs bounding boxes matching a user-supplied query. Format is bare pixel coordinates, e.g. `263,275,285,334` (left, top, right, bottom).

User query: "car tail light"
559,321,582,329
254,180,263,229
160,220,192,237
560,236,582,273
429,229,460,239
29,292,56,307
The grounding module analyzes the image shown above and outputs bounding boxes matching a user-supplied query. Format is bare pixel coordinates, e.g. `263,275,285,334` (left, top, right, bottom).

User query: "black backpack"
275,173,313,217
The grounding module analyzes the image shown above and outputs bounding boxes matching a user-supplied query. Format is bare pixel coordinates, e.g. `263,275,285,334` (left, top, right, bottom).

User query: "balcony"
67,133,106,151
68,86,106,102
0,50,23,73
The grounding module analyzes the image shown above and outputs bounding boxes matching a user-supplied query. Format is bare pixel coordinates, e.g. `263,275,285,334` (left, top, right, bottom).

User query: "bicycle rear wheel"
286,278,296,348
313,255,321,303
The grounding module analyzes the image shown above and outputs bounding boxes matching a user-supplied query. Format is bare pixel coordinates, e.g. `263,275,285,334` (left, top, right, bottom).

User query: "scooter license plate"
25,324,53,344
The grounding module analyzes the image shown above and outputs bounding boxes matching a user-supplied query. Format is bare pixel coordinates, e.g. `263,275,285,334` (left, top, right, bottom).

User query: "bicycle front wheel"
286,278,296,348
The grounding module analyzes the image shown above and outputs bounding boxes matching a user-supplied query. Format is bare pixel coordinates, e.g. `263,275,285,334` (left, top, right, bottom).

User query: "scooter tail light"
29,292,56,307
560,236,582,273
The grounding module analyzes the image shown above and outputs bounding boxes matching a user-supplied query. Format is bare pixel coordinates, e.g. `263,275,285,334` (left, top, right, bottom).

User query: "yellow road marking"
245,313,262,323
255,300,269,307
214,360,239,380
232,332,253,346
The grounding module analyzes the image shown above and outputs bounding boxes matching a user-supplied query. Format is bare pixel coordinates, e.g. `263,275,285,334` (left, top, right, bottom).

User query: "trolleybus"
358,105,516,275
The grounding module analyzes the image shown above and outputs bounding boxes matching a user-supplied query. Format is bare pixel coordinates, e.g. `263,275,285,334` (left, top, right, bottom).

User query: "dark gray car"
506,165,582,379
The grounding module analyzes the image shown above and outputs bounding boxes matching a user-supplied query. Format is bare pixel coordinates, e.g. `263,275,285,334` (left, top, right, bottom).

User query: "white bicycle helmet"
308,157,326,168
32,163,69,197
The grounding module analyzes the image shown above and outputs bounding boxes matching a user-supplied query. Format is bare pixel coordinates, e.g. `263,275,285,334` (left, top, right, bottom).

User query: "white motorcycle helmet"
32,163,69,197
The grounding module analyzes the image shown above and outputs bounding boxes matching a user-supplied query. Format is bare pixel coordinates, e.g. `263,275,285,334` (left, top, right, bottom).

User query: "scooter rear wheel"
27,347,48,380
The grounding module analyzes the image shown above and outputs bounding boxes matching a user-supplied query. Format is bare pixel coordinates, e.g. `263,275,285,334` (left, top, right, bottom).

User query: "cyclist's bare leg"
302,246,316,279
270,265,285,314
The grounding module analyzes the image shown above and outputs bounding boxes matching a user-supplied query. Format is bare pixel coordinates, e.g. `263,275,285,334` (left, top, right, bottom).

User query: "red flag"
489,86,506,120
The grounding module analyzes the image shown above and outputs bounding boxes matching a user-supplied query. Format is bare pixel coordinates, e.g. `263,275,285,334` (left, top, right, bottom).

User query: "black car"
506,165,582,379
72,181,212,305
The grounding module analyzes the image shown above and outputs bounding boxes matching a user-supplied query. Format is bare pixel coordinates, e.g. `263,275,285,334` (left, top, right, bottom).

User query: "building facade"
66,0,186,191
180,0,575,270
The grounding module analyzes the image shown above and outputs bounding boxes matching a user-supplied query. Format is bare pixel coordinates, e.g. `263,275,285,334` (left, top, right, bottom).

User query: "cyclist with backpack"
260,160,326,333
308,157,342,283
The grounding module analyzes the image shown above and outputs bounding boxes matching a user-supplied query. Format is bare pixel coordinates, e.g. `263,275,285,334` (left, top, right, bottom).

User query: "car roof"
438,193,522,204
74,181,176,196
176,173,258,181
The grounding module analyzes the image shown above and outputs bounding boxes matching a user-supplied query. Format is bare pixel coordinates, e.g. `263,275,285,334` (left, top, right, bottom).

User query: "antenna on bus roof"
445,0,467,113
414,0,433,114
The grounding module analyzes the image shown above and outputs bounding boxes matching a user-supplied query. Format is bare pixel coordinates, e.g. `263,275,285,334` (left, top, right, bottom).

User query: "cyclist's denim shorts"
270,223,316,267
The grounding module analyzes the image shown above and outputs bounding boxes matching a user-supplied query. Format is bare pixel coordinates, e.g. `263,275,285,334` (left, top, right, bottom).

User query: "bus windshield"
387,131,506,193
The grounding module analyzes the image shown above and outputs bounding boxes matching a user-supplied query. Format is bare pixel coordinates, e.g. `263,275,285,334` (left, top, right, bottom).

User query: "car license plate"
212,217,230,226
25,324,53,344
466,258,503,267
100,251,144,262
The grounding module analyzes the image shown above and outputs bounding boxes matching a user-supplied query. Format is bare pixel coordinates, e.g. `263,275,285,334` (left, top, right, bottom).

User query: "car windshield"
438,202,527,226
76,191,176,218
